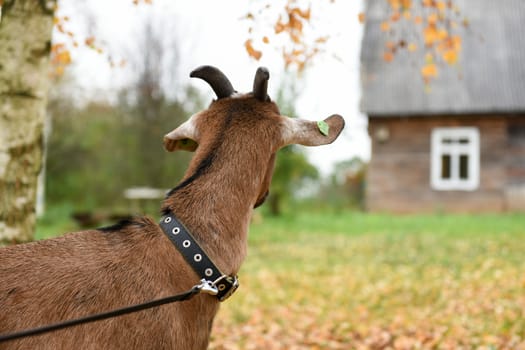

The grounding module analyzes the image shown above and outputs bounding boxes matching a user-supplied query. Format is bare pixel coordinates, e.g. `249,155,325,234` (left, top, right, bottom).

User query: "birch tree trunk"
0,0,55,243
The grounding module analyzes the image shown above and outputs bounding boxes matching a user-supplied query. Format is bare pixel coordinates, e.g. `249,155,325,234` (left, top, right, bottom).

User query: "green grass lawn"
35,208,525,349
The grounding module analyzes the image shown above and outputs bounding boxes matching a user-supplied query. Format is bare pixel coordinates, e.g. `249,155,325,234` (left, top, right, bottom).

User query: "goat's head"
164,66,345,208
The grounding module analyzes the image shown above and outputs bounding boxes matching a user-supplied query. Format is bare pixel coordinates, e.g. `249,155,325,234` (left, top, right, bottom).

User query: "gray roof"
360,0,525,116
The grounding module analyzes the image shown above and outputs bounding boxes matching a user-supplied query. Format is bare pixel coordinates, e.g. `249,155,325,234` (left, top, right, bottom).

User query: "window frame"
430,127,480,191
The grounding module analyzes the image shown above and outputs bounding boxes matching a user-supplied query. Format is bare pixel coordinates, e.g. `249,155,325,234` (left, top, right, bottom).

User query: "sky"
56,0,369,175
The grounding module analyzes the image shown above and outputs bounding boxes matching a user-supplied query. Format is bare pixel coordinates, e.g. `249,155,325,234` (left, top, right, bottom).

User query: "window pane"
459,154,469,179
441,154,451,179
431,127,480,191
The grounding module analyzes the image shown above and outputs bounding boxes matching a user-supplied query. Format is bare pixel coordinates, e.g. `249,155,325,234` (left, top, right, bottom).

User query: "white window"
431,127,480,191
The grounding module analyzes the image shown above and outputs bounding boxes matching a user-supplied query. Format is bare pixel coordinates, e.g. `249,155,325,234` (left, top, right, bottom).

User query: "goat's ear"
280,114,345,147
164,116,200,152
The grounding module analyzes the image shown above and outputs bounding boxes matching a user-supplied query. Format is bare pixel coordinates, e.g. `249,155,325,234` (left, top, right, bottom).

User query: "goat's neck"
162,148,268,275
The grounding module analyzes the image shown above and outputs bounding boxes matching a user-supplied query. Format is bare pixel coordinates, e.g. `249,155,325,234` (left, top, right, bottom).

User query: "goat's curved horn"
252,67,270,101
190,65,235,99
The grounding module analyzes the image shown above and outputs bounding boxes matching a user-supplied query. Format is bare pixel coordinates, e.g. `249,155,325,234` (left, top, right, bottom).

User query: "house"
360,0,525,213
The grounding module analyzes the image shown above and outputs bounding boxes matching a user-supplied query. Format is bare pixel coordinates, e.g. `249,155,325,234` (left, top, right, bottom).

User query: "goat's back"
0,217,218,350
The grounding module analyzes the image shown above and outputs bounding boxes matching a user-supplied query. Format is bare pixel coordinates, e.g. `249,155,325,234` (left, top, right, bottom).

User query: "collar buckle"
213,275,239,301
194,275,239,301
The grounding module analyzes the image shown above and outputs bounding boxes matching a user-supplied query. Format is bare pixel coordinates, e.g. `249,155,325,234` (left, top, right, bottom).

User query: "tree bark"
0,0,55,243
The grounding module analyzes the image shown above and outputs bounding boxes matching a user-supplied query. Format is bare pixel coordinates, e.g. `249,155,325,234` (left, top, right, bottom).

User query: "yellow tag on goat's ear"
317,121,329,136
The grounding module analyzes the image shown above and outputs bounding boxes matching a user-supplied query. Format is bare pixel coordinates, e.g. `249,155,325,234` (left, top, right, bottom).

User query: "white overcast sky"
56,0,370,175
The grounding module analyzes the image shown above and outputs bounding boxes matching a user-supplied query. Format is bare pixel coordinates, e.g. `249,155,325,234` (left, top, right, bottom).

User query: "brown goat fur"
0,66,344,349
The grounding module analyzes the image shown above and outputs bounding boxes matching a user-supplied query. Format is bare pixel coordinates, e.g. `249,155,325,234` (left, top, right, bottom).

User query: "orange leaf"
408,43,417,52
274,19,285,34
442,49,458,64
421,63,438,78
244,39,262,60
289,14,303,32
383,51,394,62
436,1,447,11
291,7,310,20
380,21,390,32
451,35,462,50
85,36,95,47
262,36,270,44
290,32,301,44
55,50,71,65
390,12,401,22
423,25,447,46
358,12,366,23
427,13,438,25
51,43,65,53
388,0,401,10
437,28,448,40
401,0,412,9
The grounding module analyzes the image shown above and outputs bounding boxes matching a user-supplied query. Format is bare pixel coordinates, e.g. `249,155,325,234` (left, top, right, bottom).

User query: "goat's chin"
254,191,269,208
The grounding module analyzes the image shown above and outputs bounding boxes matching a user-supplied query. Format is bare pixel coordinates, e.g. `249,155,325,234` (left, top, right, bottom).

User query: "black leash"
0,282,207,343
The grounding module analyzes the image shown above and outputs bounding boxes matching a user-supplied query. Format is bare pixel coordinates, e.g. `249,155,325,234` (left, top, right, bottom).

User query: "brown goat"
0,66,344,349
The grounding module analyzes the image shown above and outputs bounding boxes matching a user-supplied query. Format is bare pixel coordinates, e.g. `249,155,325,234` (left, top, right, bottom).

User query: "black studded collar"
159,213,239,301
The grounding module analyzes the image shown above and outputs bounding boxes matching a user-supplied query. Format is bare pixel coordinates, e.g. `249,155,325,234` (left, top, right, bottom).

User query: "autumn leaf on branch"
50,0,150,78
368,0,466,85
50,43,71,77
245,39,263,60
358,12,366,23
242,0,332,72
